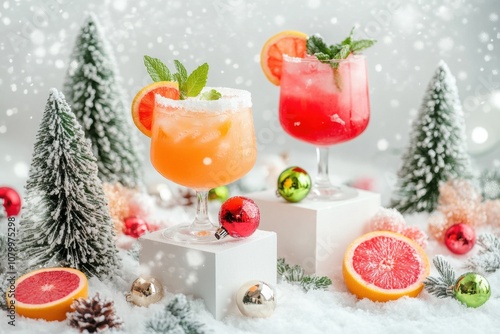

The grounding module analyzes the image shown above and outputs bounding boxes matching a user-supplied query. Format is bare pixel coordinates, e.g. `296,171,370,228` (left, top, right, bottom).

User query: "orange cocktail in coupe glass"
150,87,257,242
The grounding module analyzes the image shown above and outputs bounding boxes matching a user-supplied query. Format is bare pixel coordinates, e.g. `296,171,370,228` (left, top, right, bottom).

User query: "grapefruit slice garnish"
7,267,88,321
131,81,180,137
260,30,308,85
343,231,430,302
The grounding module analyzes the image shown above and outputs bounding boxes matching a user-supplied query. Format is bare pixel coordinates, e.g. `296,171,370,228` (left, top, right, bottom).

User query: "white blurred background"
0,0,499,203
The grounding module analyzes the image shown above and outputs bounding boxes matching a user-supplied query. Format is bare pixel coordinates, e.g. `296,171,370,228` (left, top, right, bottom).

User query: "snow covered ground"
2,210,500,334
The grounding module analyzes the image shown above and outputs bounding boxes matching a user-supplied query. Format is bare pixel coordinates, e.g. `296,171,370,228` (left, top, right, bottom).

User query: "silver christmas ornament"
236,280,276,318
126,277,164,307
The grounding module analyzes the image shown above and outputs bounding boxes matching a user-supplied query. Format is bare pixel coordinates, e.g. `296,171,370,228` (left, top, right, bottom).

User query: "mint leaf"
351,39,376,53
200,89,222,100
340,27,356,46
185,63,209,97
143,56,217,100
306,35,331,56
172,73,186,99
306,27,377,92
329,44,341,57
334,44,351,60
314,52,331,62
174,60,188,82
144,56,172,82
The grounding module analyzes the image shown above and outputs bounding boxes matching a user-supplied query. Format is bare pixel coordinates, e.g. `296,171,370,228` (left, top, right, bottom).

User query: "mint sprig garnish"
143,55,220,100
307,27,376,61
306,27,376,90
200,89,222,100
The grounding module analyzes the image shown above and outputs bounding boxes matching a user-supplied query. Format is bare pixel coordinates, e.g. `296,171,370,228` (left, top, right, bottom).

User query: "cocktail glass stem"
192,190,215,230
315,147,333,190
163,189,219,242
310,146,357,201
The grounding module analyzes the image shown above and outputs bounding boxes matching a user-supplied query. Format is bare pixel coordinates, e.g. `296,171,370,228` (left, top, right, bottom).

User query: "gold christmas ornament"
236,280,276,318
126,277,164,307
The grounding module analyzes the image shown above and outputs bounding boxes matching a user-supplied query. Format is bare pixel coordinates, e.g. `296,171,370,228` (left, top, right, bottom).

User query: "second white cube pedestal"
139,229,277,320
249,189,380,278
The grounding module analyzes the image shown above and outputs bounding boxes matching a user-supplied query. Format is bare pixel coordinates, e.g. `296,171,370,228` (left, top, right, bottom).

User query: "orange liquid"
150,106,257,190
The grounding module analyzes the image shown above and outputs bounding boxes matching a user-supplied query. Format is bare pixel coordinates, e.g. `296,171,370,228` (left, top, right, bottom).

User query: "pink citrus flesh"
343,231,430,302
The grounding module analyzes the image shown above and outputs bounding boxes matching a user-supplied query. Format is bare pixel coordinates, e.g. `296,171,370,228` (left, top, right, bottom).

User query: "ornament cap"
215,227,228,240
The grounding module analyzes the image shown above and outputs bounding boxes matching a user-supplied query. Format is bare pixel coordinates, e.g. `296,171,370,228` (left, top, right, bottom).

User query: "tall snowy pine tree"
18,89,120,279
63,13,142,188
391,61,473,213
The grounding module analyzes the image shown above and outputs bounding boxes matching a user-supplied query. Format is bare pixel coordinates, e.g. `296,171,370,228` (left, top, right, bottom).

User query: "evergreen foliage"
424,255,456,298
17,89,120,279
466,233,500,273
277,258,332,292
391,61,473,213
63,13,142,188
145,295,206,334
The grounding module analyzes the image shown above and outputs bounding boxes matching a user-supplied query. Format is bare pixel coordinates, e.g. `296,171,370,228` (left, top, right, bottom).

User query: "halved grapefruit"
7,267,88,321
260,30,308,85
131,81,180,137
343,231,430,302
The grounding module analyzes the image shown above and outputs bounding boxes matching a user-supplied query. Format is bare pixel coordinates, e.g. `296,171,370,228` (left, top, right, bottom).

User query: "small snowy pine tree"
18,88,120,279
63,13,142,188
391,61,473,213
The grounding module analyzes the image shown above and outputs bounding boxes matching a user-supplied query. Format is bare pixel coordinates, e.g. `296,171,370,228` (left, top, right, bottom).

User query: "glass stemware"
150,87,257,242
279,55,371,200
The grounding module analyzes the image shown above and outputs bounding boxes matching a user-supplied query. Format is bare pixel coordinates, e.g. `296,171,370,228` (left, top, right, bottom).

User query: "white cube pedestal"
139,230,277,320
249,189,380,278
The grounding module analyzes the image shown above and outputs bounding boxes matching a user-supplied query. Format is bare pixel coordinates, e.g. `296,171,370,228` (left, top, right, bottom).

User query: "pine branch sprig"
424,255,456,298
277,258,332,292
300,276,332,292
466,233,500,273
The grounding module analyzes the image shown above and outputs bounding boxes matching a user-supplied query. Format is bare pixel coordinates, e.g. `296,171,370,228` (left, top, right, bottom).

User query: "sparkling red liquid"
279,55,370,146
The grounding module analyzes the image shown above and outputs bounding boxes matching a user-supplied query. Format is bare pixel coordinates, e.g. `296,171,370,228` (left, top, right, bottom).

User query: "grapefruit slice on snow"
343,231,430,302
7,267,88,321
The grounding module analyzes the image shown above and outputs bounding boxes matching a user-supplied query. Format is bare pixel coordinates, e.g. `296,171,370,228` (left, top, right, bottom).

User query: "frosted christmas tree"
63,13,142,188
18,89,121,279
391,61,473,213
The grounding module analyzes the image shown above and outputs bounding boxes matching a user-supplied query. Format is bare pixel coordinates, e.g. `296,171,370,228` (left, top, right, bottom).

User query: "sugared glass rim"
155,87,252,112
283,54,366,64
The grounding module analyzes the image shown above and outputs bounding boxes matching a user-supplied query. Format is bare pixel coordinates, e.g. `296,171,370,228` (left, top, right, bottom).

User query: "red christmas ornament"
123,216,148,238
0,186,22,217
445,223,476,255
215,196,260,240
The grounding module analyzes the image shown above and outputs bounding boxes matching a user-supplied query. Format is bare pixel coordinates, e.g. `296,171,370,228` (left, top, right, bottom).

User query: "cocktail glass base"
162,223,220,243
309,184,357,201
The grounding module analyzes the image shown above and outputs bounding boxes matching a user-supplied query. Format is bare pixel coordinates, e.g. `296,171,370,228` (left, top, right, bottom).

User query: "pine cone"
68,293,123,333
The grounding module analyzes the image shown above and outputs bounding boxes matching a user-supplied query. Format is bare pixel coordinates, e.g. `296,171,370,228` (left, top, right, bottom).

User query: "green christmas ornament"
276,166,311,203
425,256,492,309
208,186,230,202
453,272,491,308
